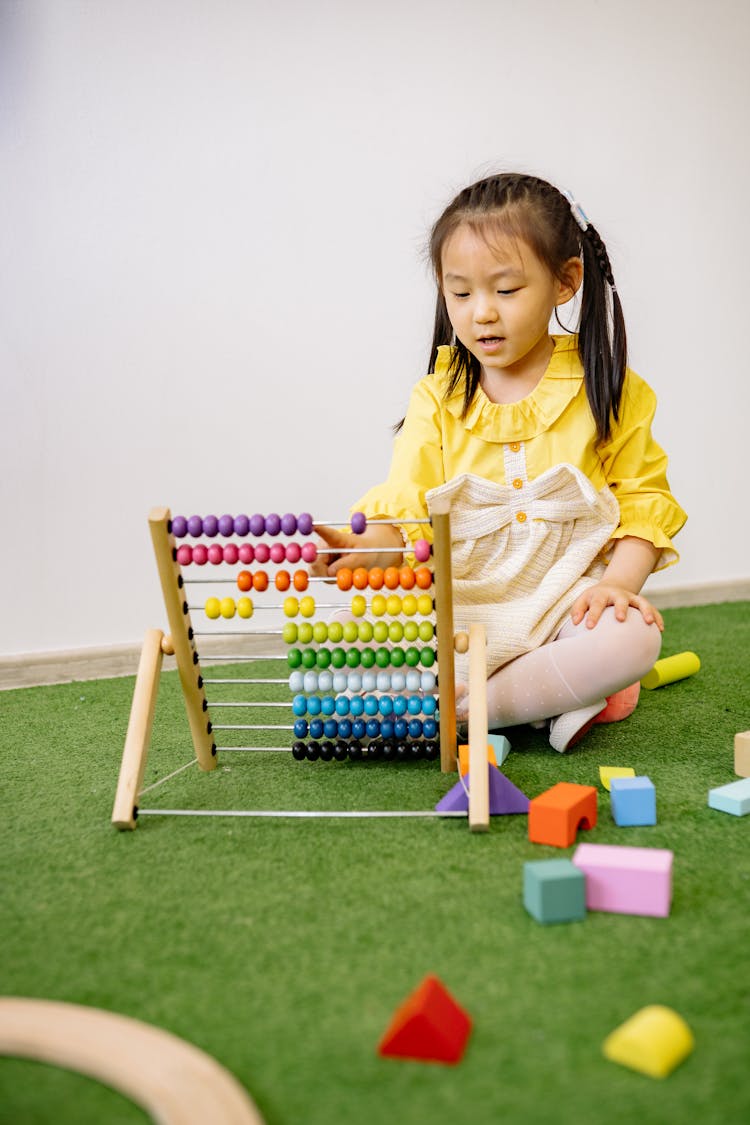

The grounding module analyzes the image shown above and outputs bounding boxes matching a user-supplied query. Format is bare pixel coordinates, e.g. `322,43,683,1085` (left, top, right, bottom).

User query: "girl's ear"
557,256,584,305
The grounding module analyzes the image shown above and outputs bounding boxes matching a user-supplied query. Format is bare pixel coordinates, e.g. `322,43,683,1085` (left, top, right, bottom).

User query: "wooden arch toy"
0,997,264,1124
112,498,490,832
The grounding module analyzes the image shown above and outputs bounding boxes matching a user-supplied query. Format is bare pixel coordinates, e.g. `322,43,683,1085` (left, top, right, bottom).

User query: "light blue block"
610,776,656,826
523,858,586,924
708,777,750,817
487,733,511,765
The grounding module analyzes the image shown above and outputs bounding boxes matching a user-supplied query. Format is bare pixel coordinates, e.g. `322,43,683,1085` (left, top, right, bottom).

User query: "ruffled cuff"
352,486,433,550
604,492,688,572
605,524,678,570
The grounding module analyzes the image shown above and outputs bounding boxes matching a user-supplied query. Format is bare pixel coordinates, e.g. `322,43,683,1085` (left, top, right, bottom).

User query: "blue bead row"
292,717,438,741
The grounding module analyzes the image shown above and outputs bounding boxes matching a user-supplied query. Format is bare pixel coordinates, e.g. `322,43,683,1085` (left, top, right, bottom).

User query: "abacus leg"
430,501,457,773
112,629,165,830
467,623,489,832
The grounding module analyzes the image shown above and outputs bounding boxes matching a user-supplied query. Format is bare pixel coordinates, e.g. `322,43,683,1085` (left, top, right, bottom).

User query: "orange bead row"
236,569,310,593
335,565,432,592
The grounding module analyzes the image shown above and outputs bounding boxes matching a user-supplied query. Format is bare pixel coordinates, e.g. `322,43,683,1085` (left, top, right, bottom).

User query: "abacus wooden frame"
112,506,489,832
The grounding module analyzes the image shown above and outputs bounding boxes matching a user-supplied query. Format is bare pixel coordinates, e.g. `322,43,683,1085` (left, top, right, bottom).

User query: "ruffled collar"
435,334,584,442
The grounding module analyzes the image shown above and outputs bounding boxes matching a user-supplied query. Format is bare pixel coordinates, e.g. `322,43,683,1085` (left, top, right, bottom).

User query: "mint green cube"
523,858,586,924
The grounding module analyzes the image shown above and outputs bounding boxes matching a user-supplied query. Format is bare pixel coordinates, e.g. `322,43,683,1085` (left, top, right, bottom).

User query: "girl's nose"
473,295,498,323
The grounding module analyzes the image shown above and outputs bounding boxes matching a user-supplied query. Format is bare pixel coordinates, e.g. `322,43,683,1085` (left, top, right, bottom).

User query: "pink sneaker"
594,682,641,725
548,683,642,753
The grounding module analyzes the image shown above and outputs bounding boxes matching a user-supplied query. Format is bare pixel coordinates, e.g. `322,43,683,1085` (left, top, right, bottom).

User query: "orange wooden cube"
528,782,597,848
458,742,498,777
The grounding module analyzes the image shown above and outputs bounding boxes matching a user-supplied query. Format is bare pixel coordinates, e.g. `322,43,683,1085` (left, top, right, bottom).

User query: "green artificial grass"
1,602,749,1124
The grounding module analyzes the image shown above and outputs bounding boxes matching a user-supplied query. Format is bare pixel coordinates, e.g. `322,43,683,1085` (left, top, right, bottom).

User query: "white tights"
458,607,662,727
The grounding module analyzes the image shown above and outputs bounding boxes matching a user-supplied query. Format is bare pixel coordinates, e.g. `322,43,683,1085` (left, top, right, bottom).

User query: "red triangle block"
378,974,472,1064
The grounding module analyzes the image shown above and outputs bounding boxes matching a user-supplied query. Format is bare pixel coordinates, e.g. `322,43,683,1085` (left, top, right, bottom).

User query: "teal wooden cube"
523,858,586,924
610,776,656,826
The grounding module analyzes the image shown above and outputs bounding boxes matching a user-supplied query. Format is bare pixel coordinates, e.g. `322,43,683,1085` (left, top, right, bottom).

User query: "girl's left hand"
570,583,664,631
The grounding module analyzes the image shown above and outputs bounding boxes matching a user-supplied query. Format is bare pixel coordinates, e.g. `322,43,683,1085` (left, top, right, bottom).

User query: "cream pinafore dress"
426,460,620,682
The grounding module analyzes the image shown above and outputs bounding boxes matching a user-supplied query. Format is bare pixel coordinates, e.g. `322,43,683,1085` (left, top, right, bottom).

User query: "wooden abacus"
112,500,489,832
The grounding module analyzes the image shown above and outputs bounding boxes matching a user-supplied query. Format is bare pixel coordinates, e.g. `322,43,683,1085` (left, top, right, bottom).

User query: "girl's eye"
451,292,470,299
498,288,518,296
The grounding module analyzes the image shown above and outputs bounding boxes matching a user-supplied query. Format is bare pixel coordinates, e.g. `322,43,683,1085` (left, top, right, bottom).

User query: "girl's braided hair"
427,173,627,443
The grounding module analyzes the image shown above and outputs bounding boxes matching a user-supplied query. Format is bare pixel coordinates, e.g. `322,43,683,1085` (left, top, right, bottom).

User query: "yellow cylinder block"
641,651,700,690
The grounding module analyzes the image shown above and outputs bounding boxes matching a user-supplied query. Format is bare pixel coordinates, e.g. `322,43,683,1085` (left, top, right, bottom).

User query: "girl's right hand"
311,522,405,578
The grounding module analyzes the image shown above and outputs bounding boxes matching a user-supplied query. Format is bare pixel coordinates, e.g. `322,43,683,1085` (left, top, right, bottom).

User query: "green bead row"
286,645,436,670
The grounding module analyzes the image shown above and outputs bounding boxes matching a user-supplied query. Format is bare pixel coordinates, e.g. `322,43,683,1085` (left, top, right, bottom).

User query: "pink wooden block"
572,843,673,918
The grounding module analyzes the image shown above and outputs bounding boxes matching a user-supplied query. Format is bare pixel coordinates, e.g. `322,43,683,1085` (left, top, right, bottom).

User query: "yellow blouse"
356,335,686,570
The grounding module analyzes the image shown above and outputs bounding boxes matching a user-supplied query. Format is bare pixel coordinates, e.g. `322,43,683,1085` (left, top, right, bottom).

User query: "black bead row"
291,738,440,763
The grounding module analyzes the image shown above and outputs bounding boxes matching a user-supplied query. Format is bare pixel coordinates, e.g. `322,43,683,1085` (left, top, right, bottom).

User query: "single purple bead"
218,514,234,537
187,515,203,537
171,515,187,538
265,512,281,536
234,513,250,537
297,512,313,535
281,512,298,535
203,514,219,537
250,513,266,537
351,511,367,535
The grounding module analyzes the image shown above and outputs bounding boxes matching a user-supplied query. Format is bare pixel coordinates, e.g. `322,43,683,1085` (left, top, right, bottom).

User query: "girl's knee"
602,607,662,679
639,615,663,668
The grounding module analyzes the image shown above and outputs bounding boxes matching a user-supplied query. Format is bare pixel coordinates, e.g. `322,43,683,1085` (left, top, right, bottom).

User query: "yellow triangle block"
458,743,497,777
603,1005,694,1078
599,766,636,792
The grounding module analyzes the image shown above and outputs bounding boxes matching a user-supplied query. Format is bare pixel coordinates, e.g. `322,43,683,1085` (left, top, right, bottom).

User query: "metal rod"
193,636,288,645
316,519,430,527
137,807,466,819
191,604,346,613
184,576,330,585
312,546,407,555
212,724,294,731
203,677,289,685
216,745,292,752
207,701,291,709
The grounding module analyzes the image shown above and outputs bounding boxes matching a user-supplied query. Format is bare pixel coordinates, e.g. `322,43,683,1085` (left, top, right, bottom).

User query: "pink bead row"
176,541,319,567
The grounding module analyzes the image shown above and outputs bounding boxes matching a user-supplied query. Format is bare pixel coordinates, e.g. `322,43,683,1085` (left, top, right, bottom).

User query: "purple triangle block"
435,776,472,813
487,764,530,814
435,764,530,815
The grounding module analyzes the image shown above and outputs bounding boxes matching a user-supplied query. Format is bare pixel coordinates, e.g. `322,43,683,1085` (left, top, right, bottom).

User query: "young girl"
316,173,686,752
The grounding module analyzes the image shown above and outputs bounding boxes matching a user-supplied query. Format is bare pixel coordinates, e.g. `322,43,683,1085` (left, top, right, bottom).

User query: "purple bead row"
171,513,314,539
171,512,367,539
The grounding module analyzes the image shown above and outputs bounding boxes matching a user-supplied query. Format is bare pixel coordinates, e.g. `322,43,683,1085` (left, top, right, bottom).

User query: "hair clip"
562,188,590,232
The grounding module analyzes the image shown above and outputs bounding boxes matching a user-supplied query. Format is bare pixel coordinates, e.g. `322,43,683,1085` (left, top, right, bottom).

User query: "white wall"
2,0,748,657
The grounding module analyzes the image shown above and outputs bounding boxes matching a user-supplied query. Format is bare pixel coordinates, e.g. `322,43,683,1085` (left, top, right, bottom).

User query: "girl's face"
441,223,581,398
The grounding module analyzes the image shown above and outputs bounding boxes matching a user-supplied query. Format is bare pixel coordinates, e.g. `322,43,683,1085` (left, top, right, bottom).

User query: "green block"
523,858,586,924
